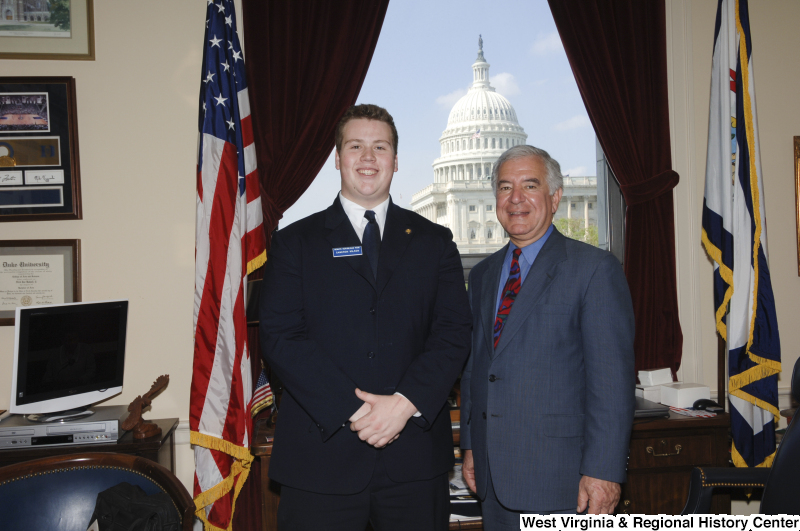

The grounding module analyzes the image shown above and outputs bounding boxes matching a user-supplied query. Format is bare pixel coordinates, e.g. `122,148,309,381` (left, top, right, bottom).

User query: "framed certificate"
0,239,81,325
0,77,82,222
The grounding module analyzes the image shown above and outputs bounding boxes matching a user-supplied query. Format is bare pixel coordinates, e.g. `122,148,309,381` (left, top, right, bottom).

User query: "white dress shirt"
338,192,389,242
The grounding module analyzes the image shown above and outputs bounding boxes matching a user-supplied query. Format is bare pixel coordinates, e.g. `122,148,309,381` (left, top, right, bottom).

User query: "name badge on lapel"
333,246,362,257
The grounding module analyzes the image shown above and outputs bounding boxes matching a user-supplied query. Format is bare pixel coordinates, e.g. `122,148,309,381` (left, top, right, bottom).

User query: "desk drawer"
628,435,714,469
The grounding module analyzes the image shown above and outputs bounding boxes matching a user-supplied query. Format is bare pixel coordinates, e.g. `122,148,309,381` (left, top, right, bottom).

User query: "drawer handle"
646,444,682,457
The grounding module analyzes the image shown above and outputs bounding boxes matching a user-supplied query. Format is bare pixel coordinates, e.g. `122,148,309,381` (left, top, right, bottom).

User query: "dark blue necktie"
363,210,380,279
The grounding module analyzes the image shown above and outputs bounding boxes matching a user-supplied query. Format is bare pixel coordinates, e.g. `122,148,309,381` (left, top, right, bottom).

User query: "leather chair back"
0,452,194,530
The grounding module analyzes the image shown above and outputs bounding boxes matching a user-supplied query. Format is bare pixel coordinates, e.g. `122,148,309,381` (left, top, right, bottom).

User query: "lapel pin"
405,229,412,234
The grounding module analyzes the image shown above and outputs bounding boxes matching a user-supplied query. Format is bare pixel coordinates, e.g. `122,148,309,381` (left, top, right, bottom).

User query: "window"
279,2,613,257
595,139,626,263
487,229,493,239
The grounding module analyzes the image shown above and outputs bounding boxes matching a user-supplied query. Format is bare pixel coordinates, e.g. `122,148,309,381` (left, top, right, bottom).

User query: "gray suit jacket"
460,228,635,512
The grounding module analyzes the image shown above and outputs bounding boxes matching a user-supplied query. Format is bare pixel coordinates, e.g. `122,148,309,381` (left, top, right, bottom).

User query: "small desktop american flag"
251,368,274,417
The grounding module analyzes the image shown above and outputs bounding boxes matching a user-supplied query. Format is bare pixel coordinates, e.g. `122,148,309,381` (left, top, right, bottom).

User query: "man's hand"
577,476,621,514
349,388,417,447
462,449,477,493
348,401,371,423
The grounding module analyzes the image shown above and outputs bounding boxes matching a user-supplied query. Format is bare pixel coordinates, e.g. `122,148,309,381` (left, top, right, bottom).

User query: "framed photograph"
0,239,81,326
0,77,81,222
795,137,800,276
0,0,94,61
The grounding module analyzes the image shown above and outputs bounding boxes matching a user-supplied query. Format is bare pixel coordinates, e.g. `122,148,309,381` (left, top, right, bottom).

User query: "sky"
280,0,595,227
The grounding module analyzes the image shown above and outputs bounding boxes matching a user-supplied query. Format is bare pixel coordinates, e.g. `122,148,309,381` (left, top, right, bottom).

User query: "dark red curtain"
234,2,389,529
547,0,682,375
242,0,391,243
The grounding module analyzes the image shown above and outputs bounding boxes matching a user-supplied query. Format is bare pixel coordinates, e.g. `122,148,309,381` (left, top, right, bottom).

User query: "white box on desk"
659,382,710,408
638,368,673,387
635,385,661,402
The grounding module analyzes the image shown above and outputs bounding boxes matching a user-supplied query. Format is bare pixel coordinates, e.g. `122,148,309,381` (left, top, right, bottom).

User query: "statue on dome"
478,34,483,51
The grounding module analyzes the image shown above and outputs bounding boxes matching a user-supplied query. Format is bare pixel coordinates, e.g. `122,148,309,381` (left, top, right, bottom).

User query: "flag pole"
717,335,726,413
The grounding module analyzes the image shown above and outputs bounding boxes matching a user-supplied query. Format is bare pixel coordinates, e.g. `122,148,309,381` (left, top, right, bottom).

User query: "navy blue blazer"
460,228,635,512
259,197,471,494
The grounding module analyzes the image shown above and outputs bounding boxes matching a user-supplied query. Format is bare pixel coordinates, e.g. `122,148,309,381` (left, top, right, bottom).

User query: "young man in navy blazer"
259,104,471,531
460,145,635,527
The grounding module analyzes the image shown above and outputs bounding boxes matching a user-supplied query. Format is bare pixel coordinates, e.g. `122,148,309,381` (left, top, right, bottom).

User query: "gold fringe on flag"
191,431,254,531
247,250,267,276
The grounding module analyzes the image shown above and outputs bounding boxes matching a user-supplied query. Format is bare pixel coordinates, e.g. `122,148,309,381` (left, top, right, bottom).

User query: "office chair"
0,452,194,530
681,356,800,514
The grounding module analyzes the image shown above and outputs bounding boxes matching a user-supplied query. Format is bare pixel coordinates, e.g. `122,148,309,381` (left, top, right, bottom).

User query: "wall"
667,0,800,513
0,2,205,489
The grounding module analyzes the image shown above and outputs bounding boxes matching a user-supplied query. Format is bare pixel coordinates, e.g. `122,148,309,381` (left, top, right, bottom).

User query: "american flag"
472,128,481,139
190,1,266,529
250,368,274,417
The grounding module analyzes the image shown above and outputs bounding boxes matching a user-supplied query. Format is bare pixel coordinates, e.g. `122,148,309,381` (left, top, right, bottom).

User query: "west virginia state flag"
701,0,781,468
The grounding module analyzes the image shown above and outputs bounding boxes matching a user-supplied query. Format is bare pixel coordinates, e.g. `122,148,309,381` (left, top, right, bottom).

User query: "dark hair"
491,145,563,196
335,104,398,154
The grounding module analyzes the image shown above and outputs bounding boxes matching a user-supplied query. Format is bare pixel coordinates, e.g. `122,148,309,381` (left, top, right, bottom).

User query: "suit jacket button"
482,412,486,419
369,307,376,315
489,374,497,382
368,351,375,358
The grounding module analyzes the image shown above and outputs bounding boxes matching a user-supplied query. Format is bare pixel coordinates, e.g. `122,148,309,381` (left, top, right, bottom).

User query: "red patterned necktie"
493,248,522,349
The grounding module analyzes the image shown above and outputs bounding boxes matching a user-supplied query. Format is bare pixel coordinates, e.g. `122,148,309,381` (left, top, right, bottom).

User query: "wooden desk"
618,412,731,514
251,421,279,531
0,417,179,473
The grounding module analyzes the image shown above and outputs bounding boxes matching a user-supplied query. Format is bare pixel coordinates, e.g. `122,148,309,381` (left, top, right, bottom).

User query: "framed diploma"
0,77,82,222
0,239,81,325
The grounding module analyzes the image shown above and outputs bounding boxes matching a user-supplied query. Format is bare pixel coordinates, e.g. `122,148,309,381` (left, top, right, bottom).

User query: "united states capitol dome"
432,36,527,183
447,85,519,126
446,37,520,127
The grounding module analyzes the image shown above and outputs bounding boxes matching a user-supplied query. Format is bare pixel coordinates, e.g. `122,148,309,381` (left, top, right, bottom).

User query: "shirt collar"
509,223,554,263
338,192,390,239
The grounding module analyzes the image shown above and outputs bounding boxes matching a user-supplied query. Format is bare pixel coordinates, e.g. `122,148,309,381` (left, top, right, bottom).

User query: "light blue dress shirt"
495,224,554,313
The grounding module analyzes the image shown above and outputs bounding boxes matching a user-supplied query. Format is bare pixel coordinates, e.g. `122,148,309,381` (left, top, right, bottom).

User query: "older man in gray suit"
460,145,635,526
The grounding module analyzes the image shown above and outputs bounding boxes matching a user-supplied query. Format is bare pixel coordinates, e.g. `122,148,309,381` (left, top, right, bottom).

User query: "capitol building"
411,38,598,254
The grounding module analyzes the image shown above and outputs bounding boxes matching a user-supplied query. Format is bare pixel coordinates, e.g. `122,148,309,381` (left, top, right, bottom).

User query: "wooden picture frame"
0,77,82,222
795,136,800,276
0,239,81,326
0,0,94,61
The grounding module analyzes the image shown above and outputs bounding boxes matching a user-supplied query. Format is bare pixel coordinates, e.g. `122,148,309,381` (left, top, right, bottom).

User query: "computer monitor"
10,300,128,421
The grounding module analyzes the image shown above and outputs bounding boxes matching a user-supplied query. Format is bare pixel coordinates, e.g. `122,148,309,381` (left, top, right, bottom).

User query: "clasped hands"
348,388,417,448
